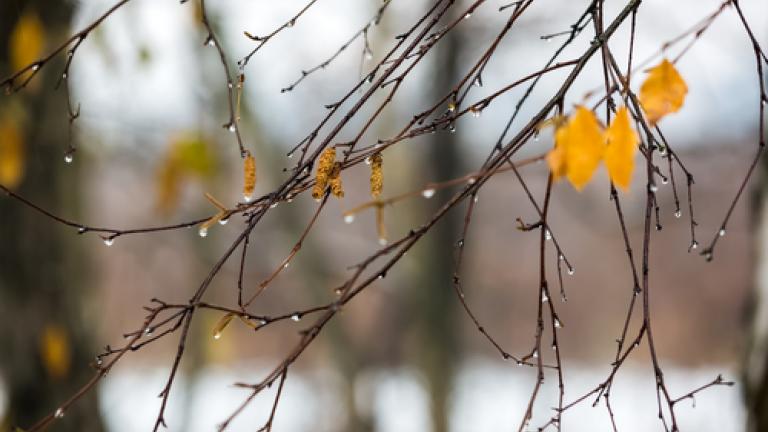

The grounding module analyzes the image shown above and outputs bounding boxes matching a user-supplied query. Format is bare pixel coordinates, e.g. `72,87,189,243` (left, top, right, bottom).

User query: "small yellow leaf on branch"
212,313,235,340
312,147,336,200
547,106,604,190
370,153,383,198
604,107,639,190
639,59,688,125
242,152,256,202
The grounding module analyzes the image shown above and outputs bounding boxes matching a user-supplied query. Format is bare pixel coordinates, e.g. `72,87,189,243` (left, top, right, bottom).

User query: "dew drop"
287,152,294,159
661,177,669,185
55,408,65,419
104,238,114,246
649,184,659,193
243,193,253,203
78,227,87,234
95,356,103,366
718,228,726,237
690,240,699,250
378,237,388,246
541,293,548,303
283,262,290,269
32,64,40,71
532,350,538,359
344,214,355,224
567,267,575,276
213,331,222,340
228,123,237,133
674,210,682,218
62,72,68,80
545,230,552,241
64,153,74,164
558,254,564,261
467,177,477,185
270,202,279,209
227,82,233,89
290,313,301,322
365,157,372,165
218,218,228,225
144,327,154,336
516,360,523,366
470,107,482,118
198,228,208,238
554,318,562,328
206,36,216,47
421,188,436,199
457,239,464,247
464,12,472,19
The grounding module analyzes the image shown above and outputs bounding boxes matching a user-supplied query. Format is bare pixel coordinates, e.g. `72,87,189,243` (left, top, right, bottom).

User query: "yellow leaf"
604,107,639,190
547,106,604,190
0,119,25,188
212,313,235,340
39,324,71,380
10,10,46,86
639,59,688,125
242,152,256,202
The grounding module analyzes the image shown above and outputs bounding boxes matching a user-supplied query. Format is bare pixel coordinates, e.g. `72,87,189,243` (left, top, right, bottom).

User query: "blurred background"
0,0,766,431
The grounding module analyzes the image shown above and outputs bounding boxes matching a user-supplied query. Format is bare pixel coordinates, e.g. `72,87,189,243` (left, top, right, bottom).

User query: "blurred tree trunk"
745,68,768,432
409,11,463,432
0,2,104,430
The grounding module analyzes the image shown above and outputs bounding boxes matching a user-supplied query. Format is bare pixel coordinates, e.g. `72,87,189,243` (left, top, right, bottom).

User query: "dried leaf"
0,119,24,188
311,147,336,200
639,59,688,125
604,107,639,190
212,313,235,340
243,152,256,202
10,10,46,85
39,324,70,379
547,106,605,190
370,153,383,198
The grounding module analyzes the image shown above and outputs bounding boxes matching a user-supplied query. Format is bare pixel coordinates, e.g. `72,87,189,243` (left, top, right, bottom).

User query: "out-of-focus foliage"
155,134,216,214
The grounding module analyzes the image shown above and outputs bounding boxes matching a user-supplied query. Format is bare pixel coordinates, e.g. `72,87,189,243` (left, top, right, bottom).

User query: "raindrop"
464,12,472,19
661,177,669,185
287,152,294,159
532,350,539,359
286,19,296,28
62,72,68,80
290,313,301,322
674,210,682,218
421,188,436,199
228,123,237,133
78,227,87,234
541,293,549,303
470,107,482,118
705,251,713,261
104,238,114,247
365,52,373,60
227,82,233,89
473,195,479,203
213,331,222,340
218,218,228,226
365,157,372,165
144,327,154,336
544,230,552,241
64,153,74,164
467,177,476,185
32,64,40,71
554,318,562,328
457,239,464,247
283,262,290,269
516,360,523,366
718,228,726,237
344,214,355,224
243,193,253,203
558,254,564,261
95,356,103,366
270,202,278,209
378,237,388,246
55,408,65,419
198,227,208,238
206,36,216,47
649,184,658,193
567,267,575,276
690,240,699,250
